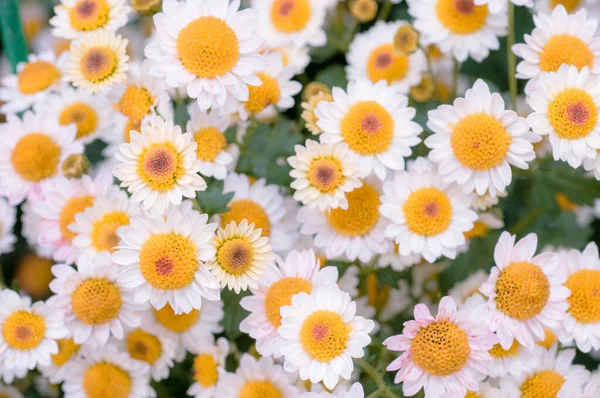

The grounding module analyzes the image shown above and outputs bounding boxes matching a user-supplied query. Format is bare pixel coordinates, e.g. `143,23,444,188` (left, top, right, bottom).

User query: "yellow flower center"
59,195,95,242
2,311,46,350
270,0,311,33
555,192,578,212
367,44,409,84
126,328,162,365
239,381,283,398
411,74,436,103
341,101,394,155
137,143,184,192
411,320,470,376
11,133,61,182
17,61,61,95
307,157,345,192
464,220,490,240
350,0,378,22
547,88,598,140
327,184,380,236
139,232,198,290
193,354,219,388
537,328,558,349
51,338,80,366
299,310,351,362
59,102,99,140
153,304,199,333
264,277,313,327
80,47,117,83
117,85,155,123
403,187,453,236
194,127,227,162
394,25,419,54
90,211,130,253
68,0,110,32
495,261,550,320
245,73,281,114
216,238,254,276
450,113,512,170
71,277,123,325
488,340,520,358
539,35,593,73
436,0,488,35
14,254,54,300
564,269,600,324
176,16,240,79
82,362,131,398
551,0,581,12
466,392,483,398
123,119,141,144
221,200,272,238
520,370,565,398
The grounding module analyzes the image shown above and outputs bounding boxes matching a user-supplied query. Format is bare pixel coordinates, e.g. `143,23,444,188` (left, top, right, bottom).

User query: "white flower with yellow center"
113,115,207,216
50,0,131,39
380,157,477,263
145,0,267,110
527,65,600,168
472,189,506,211
316,79,422,180
346,21,427,95
288,139,362,211
0,199,16,255
513,5,600,93
500,345,590,397
0,290,68,371
474,0,533,13
240,249,339,357
216,353,299,398
0,51,65,114
62,343,155,398
297,177,389,262
427,80,538,196
300,383,364,398
486,336,543,378
251,0,328,48
187,338,229,398
475,232,570,350
260,43,311,75
114,207,219,315
377,244,423,271
186,105,237,180
534,0,599,15
38,337,81,383
0,111,83,205
221,173,297,253
65,29,129,94
277,286,374,390
407,0,507,63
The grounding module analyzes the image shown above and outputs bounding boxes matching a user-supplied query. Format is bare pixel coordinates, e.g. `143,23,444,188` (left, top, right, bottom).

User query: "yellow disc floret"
550,0,582,13
59,195,95,242
138,143,184,192
14,254,54,300
68,0,110,32
80,47,117,83
245,73,281,114
82,362,131,398
488,340,520,358
367,44,409,85
265,277,313,327
216,238,254,276
90,211,130,253
403,187,453,236
2,311,46,350
71,277,123,325
221,200,272,238
411,320,470,376
327,184,381,236
436,0,489,35
394,25,419,55
59,102,99,140
126,328,162,365
239,381,283,398
341,101,394,155
299,310,351,362
194,127,227,162
520,370,565,398
495,261,550,320
193,354,219,387
17,61,61,95
51,338,80,366
117,85,155,123
11,133,61,182
564,269,600,324
463,220,490,240
547,88,598,139
308,158,344,192
270,0,312,33
539,35,593,73
153,304,199,333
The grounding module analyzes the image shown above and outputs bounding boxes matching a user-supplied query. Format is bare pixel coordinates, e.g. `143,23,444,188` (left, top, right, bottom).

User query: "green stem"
355,358,396,398
507,2,518,110
450,58,460,101
510,207,543,235
377,1,393,21
367,387,393,398
0,0,27,73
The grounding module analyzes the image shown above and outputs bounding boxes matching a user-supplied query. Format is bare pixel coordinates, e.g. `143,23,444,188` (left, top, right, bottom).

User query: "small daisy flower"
513,5,600,93
114,207,219,315
278,286,375,390
379,157,478,263
527,65,600,168
485,330,543,378
384,296,497,397
0,111,83,205
302,90,333,135
113,115,207,216
0,198,16,255
407,0,507,63
474,0,533,13
0,290,68,371
50,0,131,39
187,337,229,398
300,382,364,398
463,212,504,243
145,0,267,110
62,343,155,398
472,189,507,211
288,139,362,211
377,243,423,272
261,43,311,75
534,0,600,18
239,249,339,358
449,269,489,305
216,353,299,398
38,337,81,383
475,232,570,350
65,29,129,94
346,21,427,94
0,51,64,114
316,79,422,180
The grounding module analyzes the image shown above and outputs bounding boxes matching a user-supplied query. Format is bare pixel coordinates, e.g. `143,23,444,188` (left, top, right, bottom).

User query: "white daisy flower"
407,0,507,63
300,382,364,398
377,244,423,271
461,211,505,246
527,65,600,168
487,337,546,379
240,249,339,358
384,296,497,397
288,139,362,211
0,290,68,371
0,111,83,205
62,343,155,398
38,337,81,384
187,337,229,398
475,232,570,350
448,269,489,305
112,115,207,216
0,384,22,398
260,43,311,75
474,0,533,13
145,0,267,111
379,157,478,263
534,0,600,16
278,286,375,390
346,21,427,94
0,51,65,114
513,5,600,93
0,198,16,255
50,0,131,39
472,189,507,211
114,207,219,315
316,79,422,180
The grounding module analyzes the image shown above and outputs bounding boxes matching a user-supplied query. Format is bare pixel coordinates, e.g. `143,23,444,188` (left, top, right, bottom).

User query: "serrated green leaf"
195,179,233,217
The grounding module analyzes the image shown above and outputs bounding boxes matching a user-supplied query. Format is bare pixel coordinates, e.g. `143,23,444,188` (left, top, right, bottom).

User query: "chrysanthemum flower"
301,90,332,135
300,383,364,398
534,0,599,16
187,338,229,398
0,199,16,255
474,0,533,13
38,337,81,383
50,0,131,39
260,43,311,75
377,243,423,271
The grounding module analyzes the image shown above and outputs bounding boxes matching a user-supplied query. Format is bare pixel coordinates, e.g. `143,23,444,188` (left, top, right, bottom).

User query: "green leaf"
221,288,250,340
173,100,190,129
195,179,233,217
315,64,347,89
